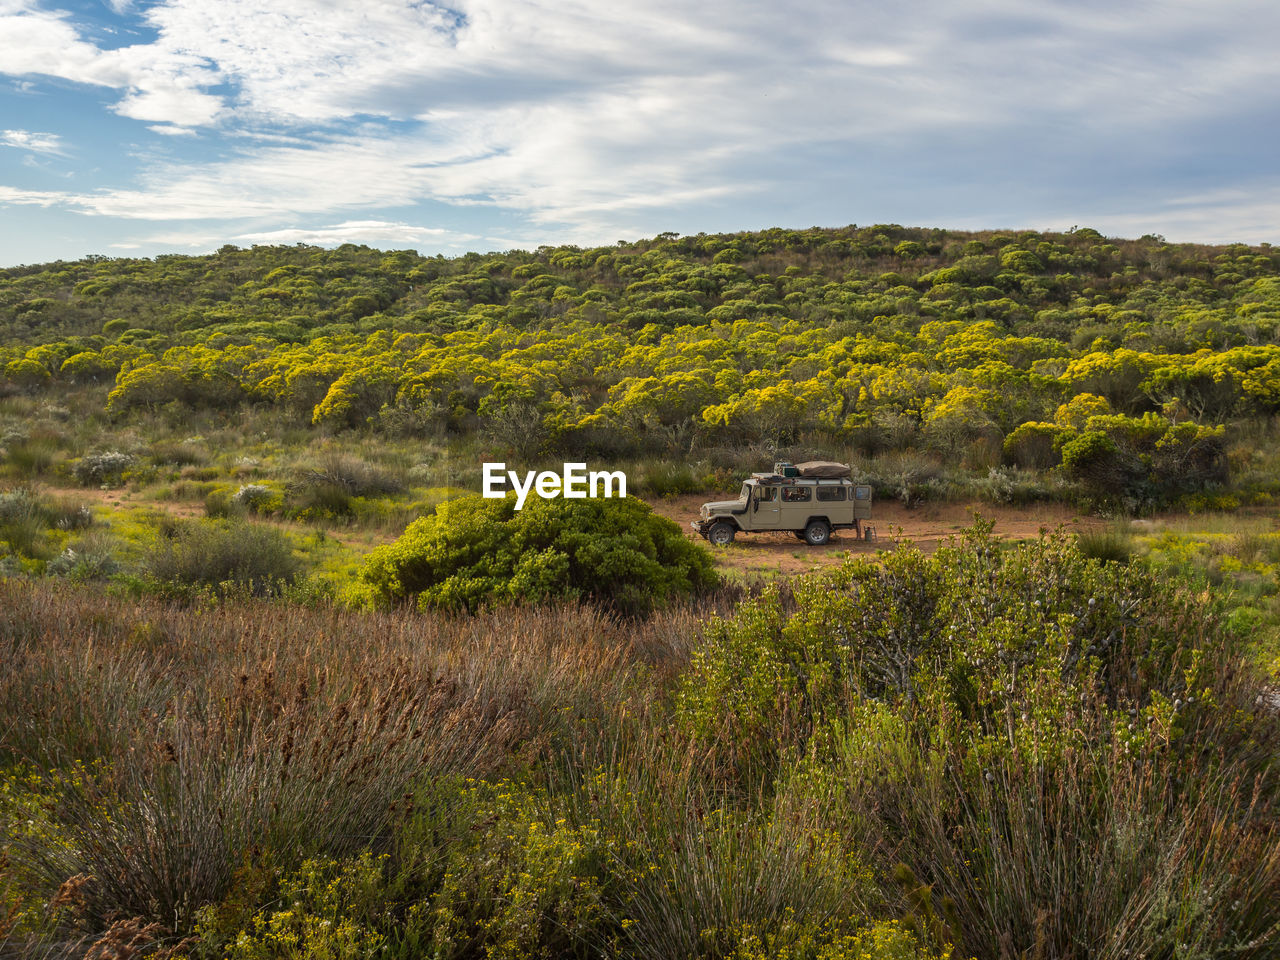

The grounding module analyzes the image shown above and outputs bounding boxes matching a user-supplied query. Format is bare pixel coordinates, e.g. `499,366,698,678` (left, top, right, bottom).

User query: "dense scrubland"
3,224,1280,511
3,226,1280,957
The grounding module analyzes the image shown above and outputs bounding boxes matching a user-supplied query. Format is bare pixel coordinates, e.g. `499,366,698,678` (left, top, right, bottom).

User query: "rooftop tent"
794,460,851,479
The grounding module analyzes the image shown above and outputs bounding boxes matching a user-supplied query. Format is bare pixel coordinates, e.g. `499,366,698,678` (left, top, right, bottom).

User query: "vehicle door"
779,483,812,528
751,484,780,529
815,482,849,522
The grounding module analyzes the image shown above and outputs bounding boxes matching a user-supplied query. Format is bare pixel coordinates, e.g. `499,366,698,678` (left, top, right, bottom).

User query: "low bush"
286,454,406,520
361,494,720,615
46,533,119,581
230,483,281,515
73,450,135,486
0,488,92,561
301,452,404,497
5,521,1279,959
145,519,301,596
968,465,1056,505
0,580,659,949
286,478,354,518
148,440,210,468
0,487,43,544
2,431,63,478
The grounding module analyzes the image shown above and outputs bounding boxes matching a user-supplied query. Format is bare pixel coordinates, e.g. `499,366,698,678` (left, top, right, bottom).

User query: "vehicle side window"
782,486,811,502
756,487,777,501
854,485,871,500
816,487,846,502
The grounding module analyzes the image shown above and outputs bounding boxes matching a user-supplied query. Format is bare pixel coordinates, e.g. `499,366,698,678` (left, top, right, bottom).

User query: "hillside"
2,225,1279,510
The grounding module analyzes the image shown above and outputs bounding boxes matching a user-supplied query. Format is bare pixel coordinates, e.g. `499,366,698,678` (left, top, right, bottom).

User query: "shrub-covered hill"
3,225,1280,507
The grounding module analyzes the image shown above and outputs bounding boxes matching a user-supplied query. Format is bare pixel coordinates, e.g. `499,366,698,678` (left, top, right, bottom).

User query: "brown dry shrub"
0,578,695,936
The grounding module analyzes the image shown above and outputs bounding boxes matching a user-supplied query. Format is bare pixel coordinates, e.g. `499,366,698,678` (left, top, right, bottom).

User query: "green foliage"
0,765,73,946
726,919,939,960
679,520,1236,780
4,522,1280,959
678,522,1280,957
0,487,93,565
1058,413,1227,508
230,483,282,515
1,426,67,479
361,494,719,615
206,853,391,960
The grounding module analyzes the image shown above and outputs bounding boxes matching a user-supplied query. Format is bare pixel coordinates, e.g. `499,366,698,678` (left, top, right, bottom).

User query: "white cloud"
118,219,479,253
0,1,223,125
3,0,1280,257
1,128,65,155
0,186,69,205
234,219,476,247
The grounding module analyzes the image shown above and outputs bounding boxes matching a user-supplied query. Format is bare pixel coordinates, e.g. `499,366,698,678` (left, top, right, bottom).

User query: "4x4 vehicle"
691,461,873,546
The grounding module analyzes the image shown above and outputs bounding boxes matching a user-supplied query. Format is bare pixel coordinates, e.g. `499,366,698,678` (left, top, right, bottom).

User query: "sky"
1,0,1278,267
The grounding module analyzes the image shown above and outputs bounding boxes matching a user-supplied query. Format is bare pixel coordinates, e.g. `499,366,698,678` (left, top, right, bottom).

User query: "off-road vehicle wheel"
803,519,831,546
707,520,736,546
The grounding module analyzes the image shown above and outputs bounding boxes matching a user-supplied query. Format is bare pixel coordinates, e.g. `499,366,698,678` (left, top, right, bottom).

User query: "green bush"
146,519,301,596
427,781,617,960
1059,416,1228,510
301,453,404,497
361,494,719,615
282,455,405,520
149,439,210,468
0,488,48,559
2,432,63,478
286,479,353,519
204,852,391,960
46,532,119,581
678,521,1280,957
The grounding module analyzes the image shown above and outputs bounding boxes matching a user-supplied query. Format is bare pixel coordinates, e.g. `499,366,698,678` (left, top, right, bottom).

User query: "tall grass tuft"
145,518,301,596
1076,522,1134,564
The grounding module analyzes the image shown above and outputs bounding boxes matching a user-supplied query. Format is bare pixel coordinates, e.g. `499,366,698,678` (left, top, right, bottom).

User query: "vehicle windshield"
739,483,751,501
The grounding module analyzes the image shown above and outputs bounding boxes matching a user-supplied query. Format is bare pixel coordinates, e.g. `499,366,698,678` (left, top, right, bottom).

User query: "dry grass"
0,579,696,938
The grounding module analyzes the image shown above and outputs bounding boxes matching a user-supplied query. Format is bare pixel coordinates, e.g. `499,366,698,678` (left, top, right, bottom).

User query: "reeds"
0,579,676,939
